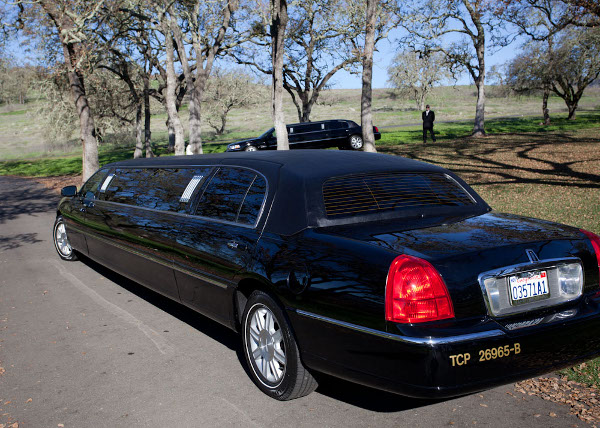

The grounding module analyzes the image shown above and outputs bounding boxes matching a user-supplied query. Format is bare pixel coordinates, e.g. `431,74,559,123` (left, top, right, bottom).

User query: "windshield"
259,128,275,139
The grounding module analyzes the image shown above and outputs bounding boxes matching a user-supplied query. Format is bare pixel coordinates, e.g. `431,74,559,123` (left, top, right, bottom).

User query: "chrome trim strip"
73,227,230,289
295,310,505,346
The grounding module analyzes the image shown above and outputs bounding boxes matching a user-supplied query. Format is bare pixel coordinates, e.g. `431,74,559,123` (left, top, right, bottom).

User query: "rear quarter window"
322,172,475,218
195,167,266,225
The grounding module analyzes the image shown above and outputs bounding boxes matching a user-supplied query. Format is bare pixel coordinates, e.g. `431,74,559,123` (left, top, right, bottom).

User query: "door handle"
227,240,247,251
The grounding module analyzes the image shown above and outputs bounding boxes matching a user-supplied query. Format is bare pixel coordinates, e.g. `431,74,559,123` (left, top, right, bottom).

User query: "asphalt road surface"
0,175,585,427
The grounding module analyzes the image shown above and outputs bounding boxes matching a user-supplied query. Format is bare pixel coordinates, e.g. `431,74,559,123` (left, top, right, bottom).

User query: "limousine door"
62,168,110,254
170,167,267,326
82,168,184,301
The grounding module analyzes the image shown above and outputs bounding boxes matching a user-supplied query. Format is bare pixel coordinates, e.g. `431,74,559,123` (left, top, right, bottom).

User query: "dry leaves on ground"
33,175,81,194
515,376,600,426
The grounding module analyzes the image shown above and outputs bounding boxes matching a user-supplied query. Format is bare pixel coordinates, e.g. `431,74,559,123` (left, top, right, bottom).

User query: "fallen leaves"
515,376,600,425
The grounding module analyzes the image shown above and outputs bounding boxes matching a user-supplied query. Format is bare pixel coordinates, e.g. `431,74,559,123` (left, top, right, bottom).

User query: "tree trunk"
301,96,316,123
187,80,205,154
218,113,227,135
134,103,144,159
166,117,175,152
143,73,154,157
567,101,577,120
361,0,377,153
63,45,99,182
473,79,486,136
542,86,551,125
163,26,185,155
272,0,289,150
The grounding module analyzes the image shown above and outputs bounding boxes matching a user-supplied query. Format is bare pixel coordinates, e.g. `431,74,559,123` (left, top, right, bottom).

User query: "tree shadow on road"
0,232,43,251
0,176,59,224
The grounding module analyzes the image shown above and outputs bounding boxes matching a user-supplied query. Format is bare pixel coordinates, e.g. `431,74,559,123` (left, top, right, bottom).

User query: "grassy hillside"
1,85,599,161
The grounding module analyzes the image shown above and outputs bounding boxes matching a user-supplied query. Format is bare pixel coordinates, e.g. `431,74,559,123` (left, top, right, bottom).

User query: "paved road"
0,176,584,427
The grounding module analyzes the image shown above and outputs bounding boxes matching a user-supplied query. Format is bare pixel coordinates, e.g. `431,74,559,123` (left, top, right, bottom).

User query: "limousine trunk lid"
317,211,599,320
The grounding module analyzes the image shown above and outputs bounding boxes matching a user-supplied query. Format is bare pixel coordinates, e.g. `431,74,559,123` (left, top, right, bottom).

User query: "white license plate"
509,271,549,303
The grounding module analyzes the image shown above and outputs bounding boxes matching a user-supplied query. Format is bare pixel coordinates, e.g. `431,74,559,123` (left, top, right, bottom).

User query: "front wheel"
53,216,77,261
245,145,258,152
349,134,363,150
242,291,317,400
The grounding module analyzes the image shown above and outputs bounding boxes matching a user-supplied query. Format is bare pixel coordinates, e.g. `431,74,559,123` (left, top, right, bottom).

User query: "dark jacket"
422,110,435,127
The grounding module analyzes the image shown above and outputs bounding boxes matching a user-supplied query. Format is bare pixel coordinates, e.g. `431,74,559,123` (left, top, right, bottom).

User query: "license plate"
509,271,549,304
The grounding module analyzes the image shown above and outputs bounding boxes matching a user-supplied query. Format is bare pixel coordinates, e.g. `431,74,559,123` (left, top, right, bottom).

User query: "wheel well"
234,278,284,329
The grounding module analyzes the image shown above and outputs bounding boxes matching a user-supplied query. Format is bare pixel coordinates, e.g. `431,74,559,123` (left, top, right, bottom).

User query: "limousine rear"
54,150,600,401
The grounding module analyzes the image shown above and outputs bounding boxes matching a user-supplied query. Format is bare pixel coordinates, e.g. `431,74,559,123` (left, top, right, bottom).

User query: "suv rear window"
322,172,475,218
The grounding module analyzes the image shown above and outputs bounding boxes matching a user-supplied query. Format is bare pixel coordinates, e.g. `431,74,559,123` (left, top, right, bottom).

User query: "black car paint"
57,150,600,398
226,120,382,152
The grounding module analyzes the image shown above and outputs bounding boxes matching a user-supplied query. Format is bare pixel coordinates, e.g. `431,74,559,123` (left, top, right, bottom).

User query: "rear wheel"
349,134,363,150
53,216,77,261
242,291,317,400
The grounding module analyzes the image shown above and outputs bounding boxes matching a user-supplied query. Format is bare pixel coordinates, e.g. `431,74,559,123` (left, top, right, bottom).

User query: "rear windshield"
322,172,475,219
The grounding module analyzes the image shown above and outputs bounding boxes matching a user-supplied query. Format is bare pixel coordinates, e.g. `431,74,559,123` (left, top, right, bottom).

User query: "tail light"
385,255,455,323
374,126,379,133
580,229,600,287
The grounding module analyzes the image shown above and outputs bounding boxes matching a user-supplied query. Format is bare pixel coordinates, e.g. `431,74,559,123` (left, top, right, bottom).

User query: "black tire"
53,216,78,261
348,134,363,150
242,290,317,400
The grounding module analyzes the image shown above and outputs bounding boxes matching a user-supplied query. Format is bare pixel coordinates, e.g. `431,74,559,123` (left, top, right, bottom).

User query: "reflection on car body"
54,150,600,401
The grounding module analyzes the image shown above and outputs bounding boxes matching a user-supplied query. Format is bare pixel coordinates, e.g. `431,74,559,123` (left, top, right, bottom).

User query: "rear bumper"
289,299,600,398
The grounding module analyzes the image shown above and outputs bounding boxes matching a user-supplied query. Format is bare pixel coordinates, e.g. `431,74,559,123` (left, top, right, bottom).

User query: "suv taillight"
385,255,455,323
581,229,600,287
374,126,379,133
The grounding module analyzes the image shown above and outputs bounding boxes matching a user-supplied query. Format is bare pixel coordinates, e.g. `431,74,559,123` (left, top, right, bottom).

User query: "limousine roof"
104,150,488,234
105,150,443,179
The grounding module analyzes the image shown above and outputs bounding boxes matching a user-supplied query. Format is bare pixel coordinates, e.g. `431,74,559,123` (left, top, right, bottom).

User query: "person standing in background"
422,104,436,143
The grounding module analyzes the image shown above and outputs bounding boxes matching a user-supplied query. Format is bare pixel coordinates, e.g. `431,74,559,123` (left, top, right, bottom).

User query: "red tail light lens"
581,229,600,285
374,126,379,133
385,255,455,323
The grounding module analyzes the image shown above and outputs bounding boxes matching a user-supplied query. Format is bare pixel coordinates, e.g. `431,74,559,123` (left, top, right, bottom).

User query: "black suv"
226,119,381,152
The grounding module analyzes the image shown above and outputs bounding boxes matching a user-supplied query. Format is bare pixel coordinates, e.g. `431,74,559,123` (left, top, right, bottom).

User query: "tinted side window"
136,168,212,212
105,168,143,204
80,168,109,200
238,175,267,225
327,121,349,130
296,123,322,133
195,167,257,222
105,167,212,212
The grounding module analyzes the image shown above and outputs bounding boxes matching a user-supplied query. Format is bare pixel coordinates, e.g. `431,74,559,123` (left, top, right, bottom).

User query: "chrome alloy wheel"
54,222,72,257
349,135,363,150
247,304,286,385
245,145,258,152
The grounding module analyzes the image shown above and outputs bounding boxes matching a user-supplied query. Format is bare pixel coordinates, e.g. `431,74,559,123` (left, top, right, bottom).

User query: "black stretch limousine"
226,119,381,152
54,150,600,401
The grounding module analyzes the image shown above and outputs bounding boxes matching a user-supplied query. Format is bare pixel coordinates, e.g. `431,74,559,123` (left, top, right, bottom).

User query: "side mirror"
61,185,78,197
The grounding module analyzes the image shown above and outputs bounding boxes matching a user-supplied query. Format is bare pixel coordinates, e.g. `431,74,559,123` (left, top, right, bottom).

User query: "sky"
4,22,524,90
330,27,524,89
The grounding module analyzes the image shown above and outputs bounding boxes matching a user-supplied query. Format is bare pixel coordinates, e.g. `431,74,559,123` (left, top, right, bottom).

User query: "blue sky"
5,26,523,90
331,28,523,89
